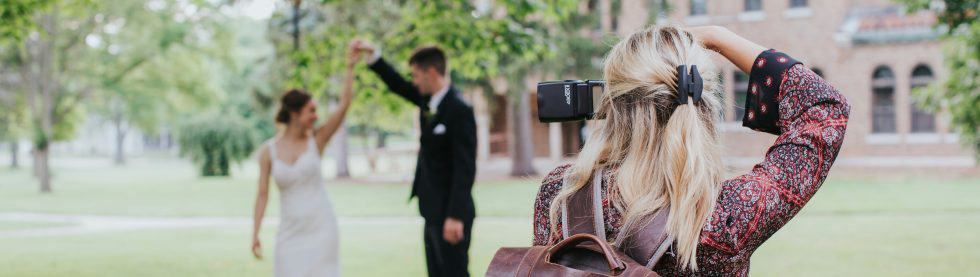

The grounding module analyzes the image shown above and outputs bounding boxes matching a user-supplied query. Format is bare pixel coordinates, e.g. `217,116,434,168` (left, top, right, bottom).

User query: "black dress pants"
423,217,473,277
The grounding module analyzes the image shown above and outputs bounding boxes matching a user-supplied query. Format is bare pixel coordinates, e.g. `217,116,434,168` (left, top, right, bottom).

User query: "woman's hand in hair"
687,25,766,73
687,25,726,52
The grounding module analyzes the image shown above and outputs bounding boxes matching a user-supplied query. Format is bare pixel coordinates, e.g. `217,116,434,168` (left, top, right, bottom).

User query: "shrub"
177,114,257,176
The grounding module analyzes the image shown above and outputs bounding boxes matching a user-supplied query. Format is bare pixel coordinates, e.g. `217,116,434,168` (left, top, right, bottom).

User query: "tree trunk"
616,0,648,37
548,123,562,161
31,7,57,193
35,146,51,193
292,0,301,52
364,132,377,173
376,131,387,149
9,141,18,168
113,112,127,165
599,0,612,33
32,148,39,177
510,92,537,177
334,122,350,179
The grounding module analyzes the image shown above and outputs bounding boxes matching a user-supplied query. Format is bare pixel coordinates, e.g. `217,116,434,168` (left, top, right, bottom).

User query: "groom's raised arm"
368,57,425,108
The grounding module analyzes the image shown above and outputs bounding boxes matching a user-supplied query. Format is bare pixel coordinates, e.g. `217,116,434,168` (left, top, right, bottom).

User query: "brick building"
472,0,975,169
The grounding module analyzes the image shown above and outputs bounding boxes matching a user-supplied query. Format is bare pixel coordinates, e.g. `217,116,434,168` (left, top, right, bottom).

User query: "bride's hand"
346,40,362,70
251,237,263,260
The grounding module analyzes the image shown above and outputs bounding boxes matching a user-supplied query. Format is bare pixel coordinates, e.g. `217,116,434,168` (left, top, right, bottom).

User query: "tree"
265,0,411,179
161,10,280,178
82,0,229,165
493,1,613,176
17,0,98,193
901,0,980,160
0,0,51,44
268,0,591,178
382,0,580,177
12,0,232,191
177,114,257,176
0,72,27,168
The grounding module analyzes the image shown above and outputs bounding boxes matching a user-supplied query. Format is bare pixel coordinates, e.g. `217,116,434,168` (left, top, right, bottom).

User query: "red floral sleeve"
700,50,850,256
532,164,570,246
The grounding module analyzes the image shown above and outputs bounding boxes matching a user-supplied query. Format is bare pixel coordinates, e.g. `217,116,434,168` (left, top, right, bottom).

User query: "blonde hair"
548,25,724,271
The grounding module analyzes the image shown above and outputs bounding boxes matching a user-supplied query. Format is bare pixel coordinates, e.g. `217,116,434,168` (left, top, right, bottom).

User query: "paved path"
0,212,529,238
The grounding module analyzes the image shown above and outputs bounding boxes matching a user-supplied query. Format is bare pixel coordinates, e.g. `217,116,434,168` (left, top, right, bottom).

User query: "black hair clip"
675,65,703,105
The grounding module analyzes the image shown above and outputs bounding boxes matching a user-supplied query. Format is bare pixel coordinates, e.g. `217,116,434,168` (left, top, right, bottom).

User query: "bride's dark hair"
276,89,312,124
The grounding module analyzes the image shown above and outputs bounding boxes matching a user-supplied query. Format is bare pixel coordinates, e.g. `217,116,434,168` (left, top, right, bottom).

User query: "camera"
536,65,703,123
536,80,604,123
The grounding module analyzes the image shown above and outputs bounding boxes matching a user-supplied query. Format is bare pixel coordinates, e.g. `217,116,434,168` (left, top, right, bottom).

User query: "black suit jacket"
368,58,477,222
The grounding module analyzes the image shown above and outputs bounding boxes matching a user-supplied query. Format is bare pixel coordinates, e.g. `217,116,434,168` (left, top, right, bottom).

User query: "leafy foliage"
264,0,583,141
265,0,412,142
0,0,51,43
176,114,257,177
83,0,229,136
901,0,980,159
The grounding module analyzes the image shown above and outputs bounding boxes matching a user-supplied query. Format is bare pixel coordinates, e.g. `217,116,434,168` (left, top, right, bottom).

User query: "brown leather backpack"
488,171,674,276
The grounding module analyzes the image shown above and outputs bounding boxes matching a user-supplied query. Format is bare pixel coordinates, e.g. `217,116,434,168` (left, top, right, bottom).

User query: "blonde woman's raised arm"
688,26,766,74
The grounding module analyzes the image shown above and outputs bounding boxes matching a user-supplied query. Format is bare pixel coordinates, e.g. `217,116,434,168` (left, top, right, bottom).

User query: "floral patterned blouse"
532,50,851,276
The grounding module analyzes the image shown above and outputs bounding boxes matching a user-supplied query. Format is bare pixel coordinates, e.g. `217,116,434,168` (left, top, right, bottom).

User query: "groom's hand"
442,217,464,245
351,39,379,64
352,39,376,55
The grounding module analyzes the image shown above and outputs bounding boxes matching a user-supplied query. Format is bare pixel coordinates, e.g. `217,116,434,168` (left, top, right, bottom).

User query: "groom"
354,40,477,276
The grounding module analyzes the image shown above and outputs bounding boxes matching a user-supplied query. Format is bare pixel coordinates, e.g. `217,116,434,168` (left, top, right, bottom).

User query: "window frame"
871,66,897,134
909,64,936,133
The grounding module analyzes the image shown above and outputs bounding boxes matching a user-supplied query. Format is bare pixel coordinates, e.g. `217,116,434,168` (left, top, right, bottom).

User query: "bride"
251,42,359,276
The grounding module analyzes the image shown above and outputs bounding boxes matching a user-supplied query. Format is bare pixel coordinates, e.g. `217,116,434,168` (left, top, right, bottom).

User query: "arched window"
745,0,762,12
732,70,749,121
872,66,896,133
910,64,936,133
690,0,707,16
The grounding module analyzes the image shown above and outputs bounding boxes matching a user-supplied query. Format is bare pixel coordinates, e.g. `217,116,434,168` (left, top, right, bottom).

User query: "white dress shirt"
428,83,450,113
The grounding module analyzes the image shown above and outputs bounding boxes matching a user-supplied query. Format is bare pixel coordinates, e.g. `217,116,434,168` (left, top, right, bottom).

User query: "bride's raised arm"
313,44,358,154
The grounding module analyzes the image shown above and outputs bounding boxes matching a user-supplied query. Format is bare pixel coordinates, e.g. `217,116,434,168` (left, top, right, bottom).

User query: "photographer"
531,25,850,275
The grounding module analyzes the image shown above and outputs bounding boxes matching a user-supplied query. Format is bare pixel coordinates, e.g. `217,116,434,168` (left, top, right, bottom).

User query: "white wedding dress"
268,137,340,277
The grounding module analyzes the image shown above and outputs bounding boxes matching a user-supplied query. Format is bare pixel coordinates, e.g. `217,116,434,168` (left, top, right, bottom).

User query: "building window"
910,64,936,133
745,0,762,12
790,0,807,8
872,66,897,133
732,71,749,121
690,0,707,16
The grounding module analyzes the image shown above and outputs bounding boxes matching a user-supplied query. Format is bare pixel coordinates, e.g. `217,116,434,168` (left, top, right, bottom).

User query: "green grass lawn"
0,219,76,231
1,157,978,276
0,158,535,218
